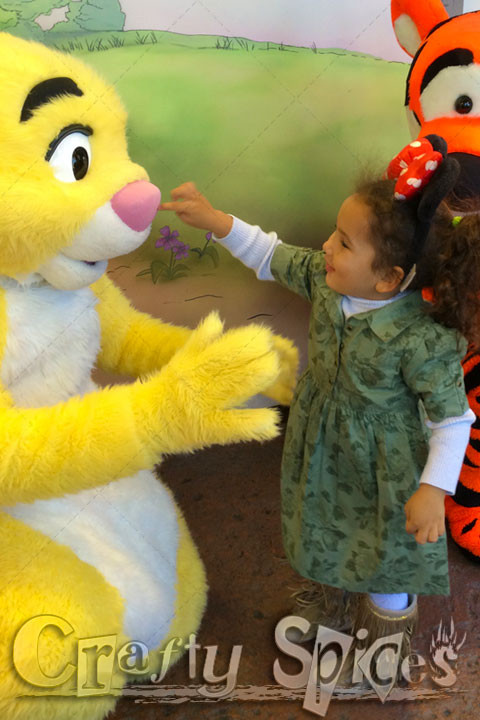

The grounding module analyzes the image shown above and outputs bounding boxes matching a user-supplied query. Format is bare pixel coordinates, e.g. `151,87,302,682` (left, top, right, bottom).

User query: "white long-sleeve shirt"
213,216,475,496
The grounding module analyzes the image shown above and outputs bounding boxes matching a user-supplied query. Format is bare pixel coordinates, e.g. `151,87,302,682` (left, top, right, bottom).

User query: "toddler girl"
161,136,478,681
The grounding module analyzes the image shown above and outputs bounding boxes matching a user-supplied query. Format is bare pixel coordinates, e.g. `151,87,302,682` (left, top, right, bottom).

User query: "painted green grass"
66,34,411,269
50,28,377,57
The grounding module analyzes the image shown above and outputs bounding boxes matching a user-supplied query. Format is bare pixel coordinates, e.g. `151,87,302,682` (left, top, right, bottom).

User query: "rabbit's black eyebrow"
21,77,84,122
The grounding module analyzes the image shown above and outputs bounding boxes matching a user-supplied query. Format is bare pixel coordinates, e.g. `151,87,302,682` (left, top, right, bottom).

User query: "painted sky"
465,0,480,11
118,0,478,62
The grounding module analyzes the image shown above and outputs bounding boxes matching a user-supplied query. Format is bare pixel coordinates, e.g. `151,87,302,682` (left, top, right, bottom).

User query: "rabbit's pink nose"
111,181,161,232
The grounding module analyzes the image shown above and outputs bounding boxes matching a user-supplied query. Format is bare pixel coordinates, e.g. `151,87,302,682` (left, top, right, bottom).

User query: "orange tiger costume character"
392,0,480,560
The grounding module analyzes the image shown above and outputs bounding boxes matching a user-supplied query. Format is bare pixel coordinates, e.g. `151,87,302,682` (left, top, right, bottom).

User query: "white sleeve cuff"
420,409,475,495
212,215,282,280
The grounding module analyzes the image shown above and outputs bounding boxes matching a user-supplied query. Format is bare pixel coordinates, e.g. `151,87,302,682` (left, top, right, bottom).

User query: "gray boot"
337,593,418,690
285,581,353,643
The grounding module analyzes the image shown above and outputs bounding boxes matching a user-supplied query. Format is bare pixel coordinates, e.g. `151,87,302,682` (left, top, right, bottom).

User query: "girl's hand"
404,484,446,544
160,182,233,238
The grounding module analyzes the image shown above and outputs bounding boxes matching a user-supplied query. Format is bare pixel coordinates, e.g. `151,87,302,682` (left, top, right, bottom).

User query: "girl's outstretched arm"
160,183,281,280
160,182,233,237
161,182,322,297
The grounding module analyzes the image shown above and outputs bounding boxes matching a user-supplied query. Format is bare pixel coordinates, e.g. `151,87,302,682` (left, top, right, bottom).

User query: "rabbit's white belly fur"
0,280,178,650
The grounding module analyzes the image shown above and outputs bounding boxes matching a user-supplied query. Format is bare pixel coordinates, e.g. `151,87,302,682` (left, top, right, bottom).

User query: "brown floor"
109,409,480,720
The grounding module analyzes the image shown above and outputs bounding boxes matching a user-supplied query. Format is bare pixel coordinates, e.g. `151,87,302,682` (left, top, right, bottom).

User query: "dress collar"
320,283,426,342
351,291,426,341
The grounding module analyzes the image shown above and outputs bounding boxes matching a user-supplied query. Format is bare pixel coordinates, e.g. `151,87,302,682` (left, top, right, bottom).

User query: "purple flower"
173,243,189,260
206,231,216,244
156,226,180,250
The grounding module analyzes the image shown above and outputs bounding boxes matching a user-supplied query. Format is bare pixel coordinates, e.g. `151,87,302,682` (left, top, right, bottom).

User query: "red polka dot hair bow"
384,138,444,201
383,135,460,293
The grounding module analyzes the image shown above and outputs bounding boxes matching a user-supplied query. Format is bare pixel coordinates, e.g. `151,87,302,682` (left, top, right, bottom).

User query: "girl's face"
322,194,400,299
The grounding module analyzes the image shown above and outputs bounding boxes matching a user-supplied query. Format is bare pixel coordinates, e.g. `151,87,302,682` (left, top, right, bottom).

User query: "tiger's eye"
455,95,473,114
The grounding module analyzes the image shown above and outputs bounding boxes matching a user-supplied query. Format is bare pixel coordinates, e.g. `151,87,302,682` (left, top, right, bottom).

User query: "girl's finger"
427,527,439,543
159,201,176,211
159,200,189,212
171,182,198,200
405,519,417,534
415,527,428,544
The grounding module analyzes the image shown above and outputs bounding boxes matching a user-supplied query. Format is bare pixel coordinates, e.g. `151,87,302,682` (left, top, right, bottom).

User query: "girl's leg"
368,592,409,610
340,592,418,689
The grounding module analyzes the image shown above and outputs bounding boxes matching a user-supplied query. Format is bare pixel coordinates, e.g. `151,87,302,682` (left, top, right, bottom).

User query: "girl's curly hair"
355,175,480,348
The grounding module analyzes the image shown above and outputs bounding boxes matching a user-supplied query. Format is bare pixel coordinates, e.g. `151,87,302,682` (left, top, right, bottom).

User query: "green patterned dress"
271,243,469,595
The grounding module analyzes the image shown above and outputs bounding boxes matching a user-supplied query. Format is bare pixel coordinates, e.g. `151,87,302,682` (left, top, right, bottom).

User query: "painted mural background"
0,0,472,391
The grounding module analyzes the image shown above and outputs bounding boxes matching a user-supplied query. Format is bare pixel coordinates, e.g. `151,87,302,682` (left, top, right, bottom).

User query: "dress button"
346,325,353,331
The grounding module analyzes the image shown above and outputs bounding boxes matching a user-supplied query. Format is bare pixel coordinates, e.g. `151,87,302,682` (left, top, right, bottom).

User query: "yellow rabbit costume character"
0,33,297,719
